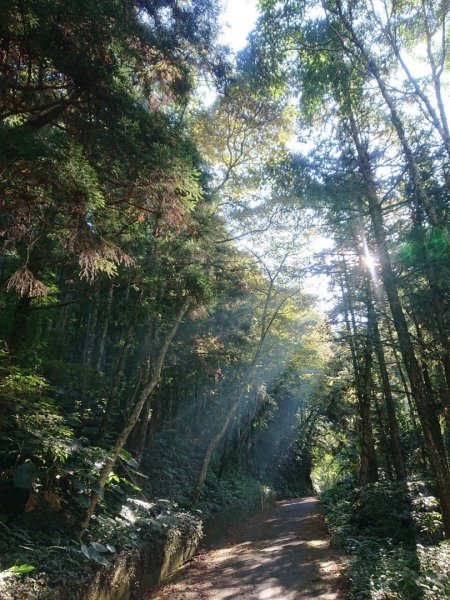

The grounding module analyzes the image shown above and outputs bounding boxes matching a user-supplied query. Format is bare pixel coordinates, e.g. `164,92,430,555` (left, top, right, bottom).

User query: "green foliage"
322,480,448,600
191,78,293,201
0,360,74,482
416,543,450,599
199,468,266,519
311,416,359,493
7,564,36,574
351,482,416,544
346,540,422,600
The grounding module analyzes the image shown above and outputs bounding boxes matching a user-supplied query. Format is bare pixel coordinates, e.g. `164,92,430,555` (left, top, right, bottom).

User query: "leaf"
24,495,38,513
8,564,36,574
44,490,61,510
90,542,108,553
80,545,90,560
106,472,120,484
91,553,111,567
119,449,139,469
13,462,35,489
76,495,91,508
119,449,132,462
106,544,116,553
123,479,142,492
92,484,104,498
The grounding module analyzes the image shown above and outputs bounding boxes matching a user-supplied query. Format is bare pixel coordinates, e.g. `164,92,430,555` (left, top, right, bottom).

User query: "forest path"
147,497,344,600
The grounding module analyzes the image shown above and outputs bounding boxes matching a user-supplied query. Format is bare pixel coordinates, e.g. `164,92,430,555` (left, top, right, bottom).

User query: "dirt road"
148,497,344,600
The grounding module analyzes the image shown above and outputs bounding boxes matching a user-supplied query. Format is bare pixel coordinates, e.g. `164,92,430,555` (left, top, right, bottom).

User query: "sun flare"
363,252,377,271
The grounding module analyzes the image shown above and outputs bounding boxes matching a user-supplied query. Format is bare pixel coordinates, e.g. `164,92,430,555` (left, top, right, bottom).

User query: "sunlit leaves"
191,79,293,203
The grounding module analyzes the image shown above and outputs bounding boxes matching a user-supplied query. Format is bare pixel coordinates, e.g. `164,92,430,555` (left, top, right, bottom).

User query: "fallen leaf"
44,491,61,510
24,495,38,513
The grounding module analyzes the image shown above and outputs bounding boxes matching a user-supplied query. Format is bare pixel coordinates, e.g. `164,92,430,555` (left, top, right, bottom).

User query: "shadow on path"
148,497,343,600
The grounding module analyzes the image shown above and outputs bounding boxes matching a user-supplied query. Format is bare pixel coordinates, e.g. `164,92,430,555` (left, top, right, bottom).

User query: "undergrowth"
0,425,272,599
321,478,450,599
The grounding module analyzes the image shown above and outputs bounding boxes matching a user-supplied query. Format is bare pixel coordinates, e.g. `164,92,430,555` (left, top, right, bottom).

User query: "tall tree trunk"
339,264,378,486
80,296,99,405
191,389,244,502
386,317,428,468
358,287,378,486
95,291,142,444
82,297,99,367
192,265,294,501
131,396,152,461
78,298,191,535
8,296,31,356
348,109,450,537
373,392,394,481
95,285,114,372
127,308,157,459
372,304,407,480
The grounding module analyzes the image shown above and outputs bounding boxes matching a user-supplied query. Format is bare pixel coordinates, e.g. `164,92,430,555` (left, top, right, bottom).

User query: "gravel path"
147,497,344,600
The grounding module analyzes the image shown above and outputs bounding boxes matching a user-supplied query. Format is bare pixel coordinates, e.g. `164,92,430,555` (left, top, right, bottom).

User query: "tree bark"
95,285,114,372
82,298,99,367
95,291,142,444
127,307,158,459
373,391,394,481
191,263,295,501
78,298,191,536
372,303,407,480
386,317,428,468
348,109,450,537
339,264,378,486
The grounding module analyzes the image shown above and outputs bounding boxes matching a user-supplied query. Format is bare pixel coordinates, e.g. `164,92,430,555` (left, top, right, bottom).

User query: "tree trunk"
191,265,294,501
191,393,242,502
348,109,450,537
386,317,428,468
373,392,394,481
82,298,98,367
77,298,191,535
372,305,407,480
95,291,142,444
127,308,157,458
339,264,378,486
358,289,378,486
8,296,31,357
95,285,114,372
80,297,99,405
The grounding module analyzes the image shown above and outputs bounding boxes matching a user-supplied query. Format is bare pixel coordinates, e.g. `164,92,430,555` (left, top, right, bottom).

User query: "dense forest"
1,0,449,598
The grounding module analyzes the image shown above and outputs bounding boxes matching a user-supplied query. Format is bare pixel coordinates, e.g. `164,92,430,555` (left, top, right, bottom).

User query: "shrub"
321,479,447,600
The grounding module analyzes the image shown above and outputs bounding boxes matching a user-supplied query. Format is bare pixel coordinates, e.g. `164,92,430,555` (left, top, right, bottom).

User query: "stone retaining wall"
71,488,277,600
